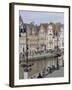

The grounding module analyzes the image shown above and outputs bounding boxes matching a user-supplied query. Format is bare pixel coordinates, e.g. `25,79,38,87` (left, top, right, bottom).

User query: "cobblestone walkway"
45,67,64,78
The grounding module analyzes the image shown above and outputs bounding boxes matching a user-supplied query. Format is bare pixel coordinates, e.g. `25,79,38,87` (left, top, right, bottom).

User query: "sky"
19,10,64,25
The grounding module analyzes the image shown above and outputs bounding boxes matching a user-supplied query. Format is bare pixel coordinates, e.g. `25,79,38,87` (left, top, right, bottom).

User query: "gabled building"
46,23,54,49
58,24,64,49
38,24,47,50
19,15,26,59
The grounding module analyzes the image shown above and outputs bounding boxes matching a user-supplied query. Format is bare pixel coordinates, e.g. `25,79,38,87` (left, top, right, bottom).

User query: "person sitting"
37,73,43,78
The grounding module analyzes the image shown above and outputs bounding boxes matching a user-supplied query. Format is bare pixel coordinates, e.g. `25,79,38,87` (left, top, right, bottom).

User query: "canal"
19,55,60,79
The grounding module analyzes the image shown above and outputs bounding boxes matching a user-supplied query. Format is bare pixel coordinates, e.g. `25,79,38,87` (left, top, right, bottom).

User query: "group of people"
36,65,57,78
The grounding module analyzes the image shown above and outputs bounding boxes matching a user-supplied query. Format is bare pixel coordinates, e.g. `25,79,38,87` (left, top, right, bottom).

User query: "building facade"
38,24,46,51
58,24,64,49
46,24,54,49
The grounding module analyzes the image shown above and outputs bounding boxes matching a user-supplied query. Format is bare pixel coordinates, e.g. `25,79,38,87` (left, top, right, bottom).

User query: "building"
58,24,64,49
46,23,54,49
38,24,46,51
19,15,26,59
27,25,39,56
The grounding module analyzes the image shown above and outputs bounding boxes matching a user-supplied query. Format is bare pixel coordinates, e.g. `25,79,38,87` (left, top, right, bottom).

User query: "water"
19,56,62,79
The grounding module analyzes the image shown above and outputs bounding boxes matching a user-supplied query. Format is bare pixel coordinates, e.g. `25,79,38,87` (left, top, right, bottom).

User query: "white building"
58,24,64,49
38,24,46,50
46,24,54,49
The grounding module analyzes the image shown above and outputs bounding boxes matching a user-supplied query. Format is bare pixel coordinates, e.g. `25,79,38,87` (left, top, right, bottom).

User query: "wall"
0,0,72,90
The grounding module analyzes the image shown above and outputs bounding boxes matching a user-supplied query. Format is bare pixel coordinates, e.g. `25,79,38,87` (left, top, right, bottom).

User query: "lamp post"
20,24,29,79
23,24,34,79
56,33,59,70
19,16,33,79
22,24,29,79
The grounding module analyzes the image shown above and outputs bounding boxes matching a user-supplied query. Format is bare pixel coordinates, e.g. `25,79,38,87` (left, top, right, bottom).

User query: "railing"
19,51,58,62
19,48,64,62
